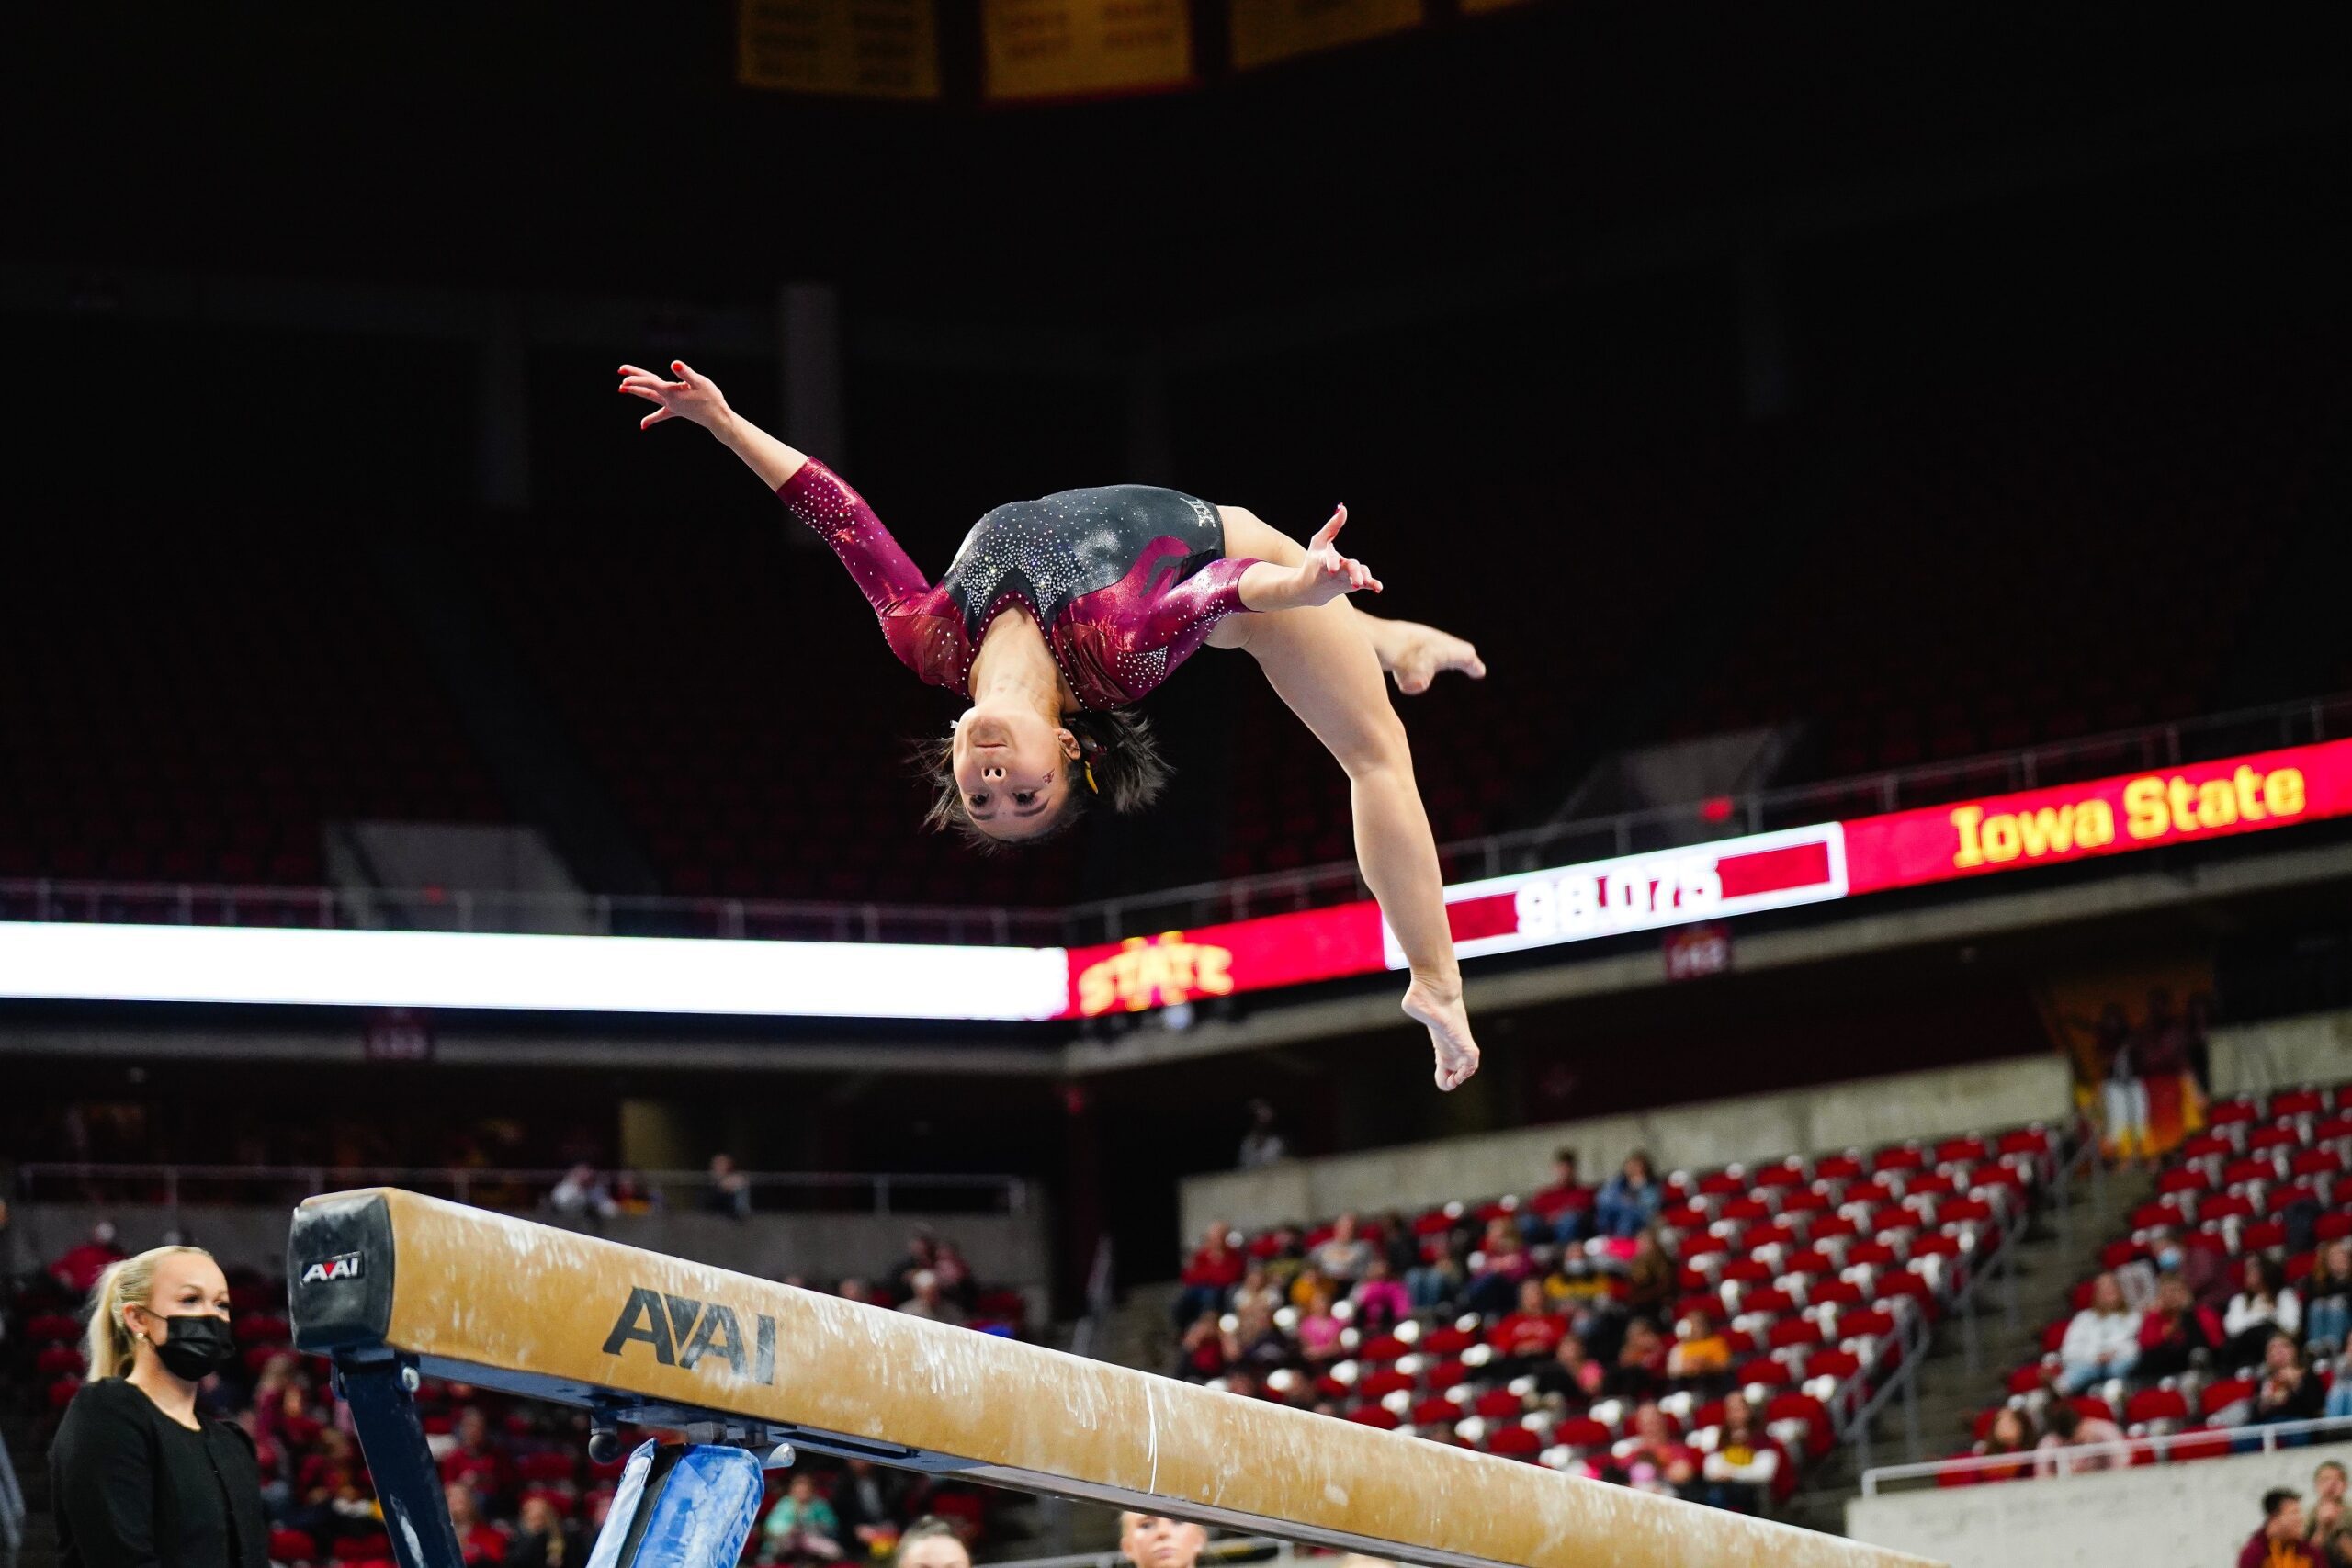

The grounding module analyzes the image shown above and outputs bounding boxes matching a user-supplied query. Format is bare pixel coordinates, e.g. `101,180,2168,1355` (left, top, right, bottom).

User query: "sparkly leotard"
778,460,1263,711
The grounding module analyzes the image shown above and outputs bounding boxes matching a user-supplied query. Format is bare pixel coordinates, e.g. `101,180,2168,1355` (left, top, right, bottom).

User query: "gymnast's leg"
1209,515,1480,1089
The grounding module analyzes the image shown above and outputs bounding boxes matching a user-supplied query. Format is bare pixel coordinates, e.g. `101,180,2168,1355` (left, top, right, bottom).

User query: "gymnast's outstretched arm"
618,360,932,615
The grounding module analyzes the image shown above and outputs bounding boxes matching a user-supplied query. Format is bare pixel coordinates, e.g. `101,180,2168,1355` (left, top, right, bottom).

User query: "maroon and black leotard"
777,460,1263,711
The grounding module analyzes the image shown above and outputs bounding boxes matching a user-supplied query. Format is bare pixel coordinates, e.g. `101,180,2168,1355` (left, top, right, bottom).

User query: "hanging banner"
738,0,942,99
983,0,1194,101
1228,0,1424,72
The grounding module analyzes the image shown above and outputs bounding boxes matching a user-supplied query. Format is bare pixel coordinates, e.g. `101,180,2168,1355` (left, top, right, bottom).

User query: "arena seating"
1668,344,2341,775
1962,1080,2352,1475
1174,1118,2068,1510
0,514,503,890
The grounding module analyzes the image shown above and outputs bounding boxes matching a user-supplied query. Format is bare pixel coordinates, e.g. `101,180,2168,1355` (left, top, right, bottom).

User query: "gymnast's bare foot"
1404,975,1480,1091
1386,624,1487,695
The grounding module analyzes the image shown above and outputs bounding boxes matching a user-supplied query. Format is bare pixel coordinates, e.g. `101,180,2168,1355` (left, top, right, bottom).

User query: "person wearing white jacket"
2059,1272,2143,1393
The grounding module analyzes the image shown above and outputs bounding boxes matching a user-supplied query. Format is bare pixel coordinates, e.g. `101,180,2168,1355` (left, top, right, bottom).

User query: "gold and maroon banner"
737,0,941,99
982,0,1193,101
1227,0,1424,72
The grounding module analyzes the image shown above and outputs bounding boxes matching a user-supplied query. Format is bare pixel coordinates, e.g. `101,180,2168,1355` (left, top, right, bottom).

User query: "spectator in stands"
1228,1301,1291,1377
1349,1255,1412,1335
1258,1225,1308,1298
1309,1213,1375,1284
1376,1211,1419,1277
2251,1333,2325,1427
1238,1100,1287,1170
1489,1279,1566,1373
1174,1310,1233,1381
1624,1230,1675,1325
2138,1272,2225,1380
2244,1489,2318,1568
548,1164,617,1221
1231,1264,1281,1321
1285,1265,1333,1312
1524,1147,1595,1244
2057,1272,2142,1393
2146,1225,2230,1314
1295,1283,1347,1364
1532,1331,1600,1406
1595,1153,1664,1240
1121,1511,1207,1568
1666,1307,1733,1392
932,1240,978,1315
1605,1319,1668,1403
1405,1230,1468,1313
1173,1224,1244,1328
2304,1242,2352,1355
1464,1217,1533,1316
2228,1256,2304,1366
2312,1463,2349,1562
833,1459,907,1557
2326,1353,2352,1422
1699,1393,1782,1514
441,1407,512,1505
895,1517,970,1568
1622,1403,1698,1497
899,1271,965,1325
1972,1406,2037,1481
446,1483,509,1567
760,1472,844,1564
702,1153,752,1219
49,1219,125,1294
608,1169,661,1213
838,1277,883,1308
2034,1400,2125,1474
889,1233,941,1300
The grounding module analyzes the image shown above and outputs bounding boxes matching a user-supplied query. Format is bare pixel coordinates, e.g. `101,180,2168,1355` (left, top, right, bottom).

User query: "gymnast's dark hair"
917,708,1170,850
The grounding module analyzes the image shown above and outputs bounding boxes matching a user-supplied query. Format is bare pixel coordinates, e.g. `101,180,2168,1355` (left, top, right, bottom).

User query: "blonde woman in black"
51,1246,266,1568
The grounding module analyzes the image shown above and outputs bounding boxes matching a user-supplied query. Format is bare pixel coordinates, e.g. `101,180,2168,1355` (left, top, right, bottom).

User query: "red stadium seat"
1475,1388,1526,1420
2272,1089,2328,1119
1487,1424,1544,1459
2210,1100,2263,1129
2125,1387,2189,1427
2200,1380,2258,1418
1554,1416,1613,1449
1346,1404,1401,1429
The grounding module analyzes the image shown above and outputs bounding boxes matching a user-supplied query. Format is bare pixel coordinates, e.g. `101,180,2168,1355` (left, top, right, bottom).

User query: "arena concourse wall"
1180,1055,2073,1245
1846,1439,2352,1568
2214,1007,2352,1097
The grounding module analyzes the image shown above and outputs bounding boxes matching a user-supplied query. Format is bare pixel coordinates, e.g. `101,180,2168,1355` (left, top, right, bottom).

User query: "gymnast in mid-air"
619,360,1487,1089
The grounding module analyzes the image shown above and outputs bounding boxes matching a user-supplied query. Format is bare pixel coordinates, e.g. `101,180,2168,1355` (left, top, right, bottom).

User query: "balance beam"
288,1189,1939,1568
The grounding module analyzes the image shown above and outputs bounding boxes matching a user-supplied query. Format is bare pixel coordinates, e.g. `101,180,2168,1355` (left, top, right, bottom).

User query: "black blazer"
51,1380,269,1568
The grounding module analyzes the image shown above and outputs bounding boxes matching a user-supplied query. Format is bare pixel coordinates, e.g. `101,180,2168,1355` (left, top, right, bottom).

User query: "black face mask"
142,1313,236,1382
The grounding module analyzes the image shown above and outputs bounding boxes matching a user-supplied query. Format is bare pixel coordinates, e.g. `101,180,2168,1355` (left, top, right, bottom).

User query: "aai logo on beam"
602,1286,779,1384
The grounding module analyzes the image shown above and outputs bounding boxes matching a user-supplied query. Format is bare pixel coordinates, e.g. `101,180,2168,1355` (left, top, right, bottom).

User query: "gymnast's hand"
1239,506,1384,613
617,360,735,434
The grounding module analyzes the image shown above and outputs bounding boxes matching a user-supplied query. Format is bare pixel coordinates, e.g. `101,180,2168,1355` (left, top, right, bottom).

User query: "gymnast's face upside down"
949,700,1080,841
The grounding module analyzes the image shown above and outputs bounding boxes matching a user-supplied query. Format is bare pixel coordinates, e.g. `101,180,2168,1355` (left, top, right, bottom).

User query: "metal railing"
1860,1411,2352,1495
13,1162,1028,1218
1,692,2343,949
